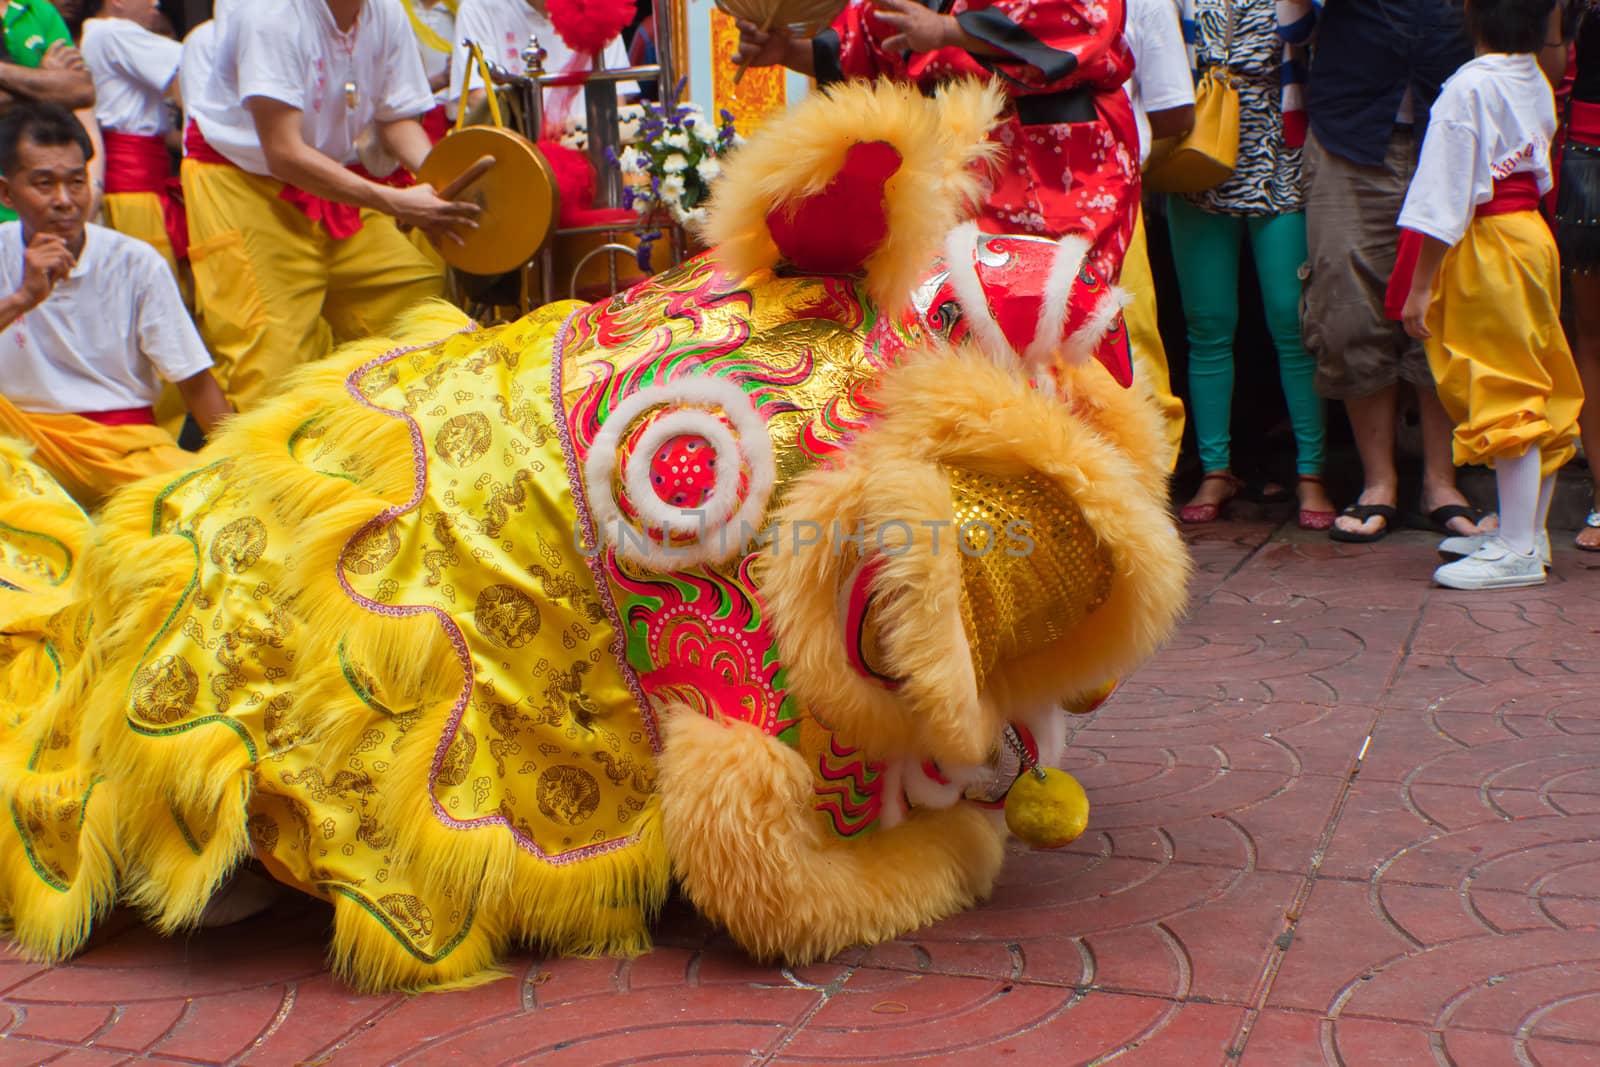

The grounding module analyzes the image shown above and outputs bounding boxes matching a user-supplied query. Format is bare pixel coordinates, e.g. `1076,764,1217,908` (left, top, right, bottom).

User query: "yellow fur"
658,708,1004,964
700,79,1005,313
758,347,1190,767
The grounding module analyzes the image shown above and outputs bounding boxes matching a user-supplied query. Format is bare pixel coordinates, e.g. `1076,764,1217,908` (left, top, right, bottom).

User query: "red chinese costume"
814,0,1140,277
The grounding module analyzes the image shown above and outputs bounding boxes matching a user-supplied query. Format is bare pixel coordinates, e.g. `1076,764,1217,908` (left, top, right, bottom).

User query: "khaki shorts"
1302,127,1436,400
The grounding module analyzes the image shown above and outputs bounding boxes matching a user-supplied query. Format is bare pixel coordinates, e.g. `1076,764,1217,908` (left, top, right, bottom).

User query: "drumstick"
439,154,497,200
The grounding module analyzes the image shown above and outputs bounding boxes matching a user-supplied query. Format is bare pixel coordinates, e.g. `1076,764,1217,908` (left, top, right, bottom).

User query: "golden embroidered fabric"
0,303,668,991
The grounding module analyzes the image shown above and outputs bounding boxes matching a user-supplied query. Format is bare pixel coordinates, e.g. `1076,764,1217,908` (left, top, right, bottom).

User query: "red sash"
421,104,449,146
1384,172,1544,321
103,131,188,260
78,406,157,426
183,121,364,240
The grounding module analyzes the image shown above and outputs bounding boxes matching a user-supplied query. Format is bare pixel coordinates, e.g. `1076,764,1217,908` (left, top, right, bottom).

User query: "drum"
415,124,559,277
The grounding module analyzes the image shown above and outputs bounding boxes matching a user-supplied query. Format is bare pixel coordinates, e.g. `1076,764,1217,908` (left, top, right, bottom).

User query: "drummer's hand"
386,183,480,246
735,18,792,67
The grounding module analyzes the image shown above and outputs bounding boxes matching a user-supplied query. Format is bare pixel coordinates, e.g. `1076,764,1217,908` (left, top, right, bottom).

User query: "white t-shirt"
405,0,454,108
1398,53,1556,248
82,17,182,137
449,0,635,116
0,223,212,414
190,0,435,175
1122,0,1195,165
178,20,216,127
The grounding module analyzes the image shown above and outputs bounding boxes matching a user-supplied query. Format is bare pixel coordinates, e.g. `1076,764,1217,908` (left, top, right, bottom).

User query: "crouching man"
0,102,227,508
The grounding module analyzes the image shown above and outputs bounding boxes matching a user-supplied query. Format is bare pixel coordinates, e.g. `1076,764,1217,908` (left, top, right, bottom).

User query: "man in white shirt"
0,102,228,507
80,0,184,281
1120,0,1194,472
182,0,478,411
450,0,634,134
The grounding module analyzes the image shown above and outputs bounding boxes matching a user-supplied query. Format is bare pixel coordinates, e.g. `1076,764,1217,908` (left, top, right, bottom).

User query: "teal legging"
1165,196,1326,476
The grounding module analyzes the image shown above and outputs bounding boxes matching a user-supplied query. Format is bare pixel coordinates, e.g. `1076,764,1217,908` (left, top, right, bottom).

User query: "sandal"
1179,471,1243,524
1296,475,1337,531
1577,510,1600,552
1329,503,1399,543
1420,503,1485,537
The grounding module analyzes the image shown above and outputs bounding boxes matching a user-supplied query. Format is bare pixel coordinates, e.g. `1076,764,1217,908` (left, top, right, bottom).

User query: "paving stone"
2,519,1597,1065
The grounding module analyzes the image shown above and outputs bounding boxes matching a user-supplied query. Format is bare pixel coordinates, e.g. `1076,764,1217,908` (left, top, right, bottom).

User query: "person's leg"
1415,385,1482,535
1536,462,1558,537
1303,128,1425,538
1248,210,1333,514
1120,206,1186,471
322,210,447,343
182,161,333,410
1494,448,1543,556
1166,195,1244,511
1568,271,1600,548
1333,386,1399,536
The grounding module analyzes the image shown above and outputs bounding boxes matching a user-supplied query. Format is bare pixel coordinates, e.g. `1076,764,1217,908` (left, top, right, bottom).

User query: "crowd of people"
1119,0,1589,591
0,0,1592,594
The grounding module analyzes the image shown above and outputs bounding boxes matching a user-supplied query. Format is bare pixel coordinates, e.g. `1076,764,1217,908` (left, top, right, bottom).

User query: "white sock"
1535,466,1557,539
1494,450,1541,556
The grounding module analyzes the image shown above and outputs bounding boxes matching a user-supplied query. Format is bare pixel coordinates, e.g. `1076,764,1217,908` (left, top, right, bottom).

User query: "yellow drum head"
416,125,558,276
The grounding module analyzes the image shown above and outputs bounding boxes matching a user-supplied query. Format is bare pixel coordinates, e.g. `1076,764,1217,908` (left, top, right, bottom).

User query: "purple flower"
636,229,659,272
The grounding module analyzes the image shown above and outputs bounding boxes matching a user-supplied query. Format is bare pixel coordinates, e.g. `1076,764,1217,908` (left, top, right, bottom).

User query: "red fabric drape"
103,131,189,259
183,121,364,240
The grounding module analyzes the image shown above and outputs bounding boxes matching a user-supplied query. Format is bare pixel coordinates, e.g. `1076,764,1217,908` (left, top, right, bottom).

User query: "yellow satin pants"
1423,211,1583,479
1121,207,1185,471
0,395,194,509
101,190,179,280
181,160,445,411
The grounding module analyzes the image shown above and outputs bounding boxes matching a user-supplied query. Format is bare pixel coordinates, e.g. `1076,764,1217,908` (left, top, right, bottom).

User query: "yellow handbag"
1144,1,1241,194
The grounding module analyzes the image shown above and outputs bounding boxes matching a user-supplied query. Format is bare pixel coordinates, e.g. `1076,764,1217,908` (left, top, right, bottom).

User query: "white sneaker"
1433,536,1547,590
1438,530,1550,566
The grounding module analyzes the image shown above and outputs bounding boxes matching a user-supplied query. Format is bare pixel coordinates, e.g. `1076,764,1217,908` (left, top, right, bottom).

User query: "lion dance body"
0,82,1189,991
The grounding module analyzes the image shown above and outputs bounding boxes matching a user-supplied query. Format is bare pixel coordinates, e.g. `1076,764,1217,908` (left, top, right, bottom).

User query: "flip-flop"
1329,503,1399,543
1577,510,1600,553
1419,503,1485,536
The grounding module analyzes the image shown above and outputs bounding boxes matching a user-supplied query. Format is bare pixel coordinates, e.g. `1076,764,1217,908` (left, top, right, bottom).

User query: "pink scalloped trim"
549,311,662,754
336,326,640,865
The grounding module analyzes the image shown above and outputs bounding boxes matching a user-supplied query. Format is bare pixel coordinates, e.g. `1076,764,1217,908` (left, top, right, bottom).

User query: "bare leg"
1416,382,1483,536
1334,385,1400,537
1570,273,1600,549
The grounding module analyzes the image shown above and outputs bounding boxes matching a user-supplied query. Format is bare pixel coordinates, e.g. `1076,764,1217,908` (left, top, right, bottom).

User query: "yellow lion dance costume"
0,81,1188,991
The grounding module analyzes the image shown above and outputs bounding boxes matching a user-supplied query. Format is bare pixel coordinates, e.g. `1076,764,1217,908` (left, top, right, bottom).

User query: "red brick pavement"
4,523,1600,1065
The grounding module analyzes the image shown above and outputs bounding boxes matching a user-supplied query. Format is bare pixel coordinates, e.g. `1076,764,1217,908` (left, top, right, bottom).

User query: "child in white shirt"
1396,0,1584,589
80,0,184,278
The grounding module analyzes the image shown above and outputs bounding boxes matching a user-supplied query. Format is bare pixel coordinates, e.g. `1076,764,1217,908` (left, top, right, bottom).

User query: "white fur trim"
1061,287,1132,367
940,222,1016,368
583,375,776,570
903,759,966,810
1017,703,1070,770
1024,233,1092,368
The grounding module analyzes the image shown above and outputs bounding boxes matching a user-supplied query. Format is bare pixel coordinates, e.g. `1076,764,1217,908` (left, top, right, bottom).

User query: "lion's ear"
701,78,1004,314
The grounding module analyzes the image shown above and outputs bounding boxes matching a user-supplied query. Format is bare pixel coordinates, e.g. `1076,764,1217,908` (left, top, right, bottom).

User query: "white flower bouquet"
609,87,741,267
